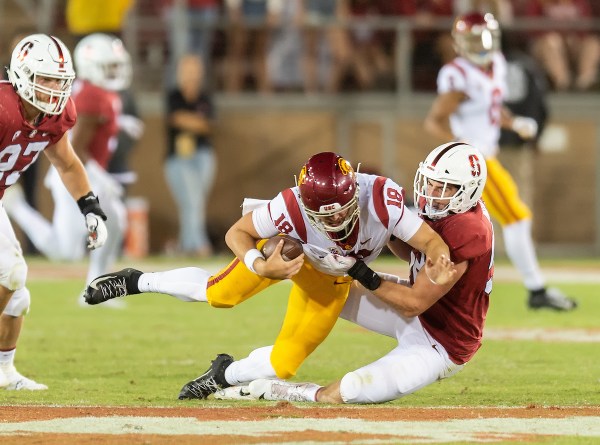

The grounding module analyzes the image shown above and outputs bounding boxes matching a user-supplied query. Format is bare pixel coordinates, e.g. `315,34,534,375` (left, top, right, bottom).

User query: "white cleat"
2,367,48,391
249,379,320,402
213,385,256,400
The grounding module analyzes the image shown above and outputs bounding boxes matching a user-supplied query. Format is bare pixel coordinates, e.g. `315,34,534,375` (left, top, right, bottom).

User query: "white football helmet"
74,33,132,91
7,34,75,115
452,12,501,67
414,142,487,219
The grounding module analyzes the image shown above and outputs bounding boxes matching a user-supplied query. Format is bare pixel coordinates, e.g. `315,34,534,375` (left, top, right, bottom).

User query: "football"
261,235,304,261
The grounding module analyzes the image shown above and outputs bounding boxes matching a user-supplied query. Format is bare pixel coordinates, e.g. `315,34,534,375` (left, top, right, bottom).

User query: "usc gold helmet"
452,12,501,67
298,152,359,241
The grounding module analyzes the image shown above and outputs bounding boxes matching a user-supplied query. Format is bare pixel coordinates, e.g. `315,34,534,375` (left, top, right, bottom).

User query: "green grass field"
2,255,599,409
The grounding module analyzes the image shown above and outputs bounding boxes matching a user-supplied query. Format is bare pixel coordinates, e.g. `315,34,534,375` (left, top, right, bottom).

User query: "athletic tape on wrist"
244,248,265,274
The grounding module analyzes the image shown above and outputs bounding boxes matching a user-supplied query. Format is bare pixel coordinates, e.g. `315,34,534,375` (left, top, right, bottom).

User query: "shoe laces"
186,375,221,398
99,277,128,300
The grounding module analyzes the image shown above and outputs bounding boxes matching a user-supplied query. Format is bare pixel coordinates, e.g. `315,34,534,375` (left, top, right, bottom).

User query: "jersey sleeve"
437,63,467,94
392,205,422,241
252,192,291,239
376,177,423,241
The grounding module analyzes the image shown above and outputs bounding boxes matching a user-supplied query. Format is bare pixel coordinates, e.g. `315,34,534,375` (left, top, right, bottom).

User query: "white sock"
138,267,210,302
0,348,16,369
224,346,277,385
503,220,545,290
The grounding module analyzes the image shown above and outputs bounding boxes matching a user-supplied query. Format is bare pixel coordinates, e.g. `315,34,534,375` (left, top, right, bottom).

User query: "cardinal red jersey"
410,201,494,364
71,80,121,168
0,81,77,199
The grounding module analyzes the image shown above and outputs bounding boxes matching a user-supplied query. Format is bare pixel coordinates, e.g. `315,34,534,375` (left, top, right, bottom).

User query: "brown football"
261,235,304,261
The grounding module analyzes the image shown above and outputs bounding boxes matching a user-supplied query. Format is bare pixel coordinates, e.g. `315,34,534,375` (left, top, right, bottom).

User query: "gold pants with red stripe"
206,256,352,379
482,157,532,226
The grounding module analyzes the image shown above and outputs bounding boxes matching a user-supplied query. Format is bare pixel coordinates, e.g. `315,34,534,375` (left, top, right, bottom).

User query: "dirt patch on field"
0,404,598,445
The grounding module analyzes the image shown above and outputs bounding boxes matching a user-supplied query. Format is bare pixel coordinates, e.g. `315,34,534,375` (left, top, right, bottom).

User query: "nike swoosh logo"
240,389,250,397
360,238,372,245
89,276,116,290
258,393,265,400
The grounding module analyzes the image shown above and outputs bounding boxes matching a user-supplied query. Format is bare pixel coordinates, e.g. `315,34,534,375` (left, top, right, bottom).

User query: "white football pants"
337,279,463,403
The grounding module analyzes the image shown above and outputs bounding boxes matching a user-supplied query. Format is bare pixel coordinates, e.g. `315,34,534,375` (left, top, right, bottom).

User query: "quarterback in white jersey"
84,152,454,400
424,11,577,312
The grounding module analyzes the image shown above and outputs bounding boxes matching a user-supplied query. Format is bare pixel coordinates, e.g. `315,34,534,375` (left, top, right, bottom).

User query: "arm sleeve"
438,64,467,94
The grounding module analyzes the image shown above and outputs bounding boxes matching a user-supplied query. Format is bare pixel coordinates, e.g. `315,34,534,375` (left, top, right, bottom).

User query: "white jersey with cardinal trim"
252,173,423,275
437,52,507,158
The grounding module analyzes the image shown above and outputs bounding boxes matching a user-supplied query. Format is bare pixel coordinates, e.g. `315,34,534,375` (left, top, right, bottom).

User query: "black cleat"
84,268,143,305
528,287,578,311
178,353,234,400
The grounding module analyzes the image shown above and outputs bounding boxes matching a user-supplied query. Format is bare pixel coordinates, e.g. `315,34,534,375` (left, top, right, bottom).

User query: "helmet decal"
298,165,307,185
338,157,352,175
469,154,482,177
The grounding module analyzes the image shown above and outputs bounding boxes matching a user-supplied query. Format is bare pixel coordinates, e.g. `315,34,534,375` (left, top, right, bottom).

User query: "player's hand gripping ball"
261,235,304,261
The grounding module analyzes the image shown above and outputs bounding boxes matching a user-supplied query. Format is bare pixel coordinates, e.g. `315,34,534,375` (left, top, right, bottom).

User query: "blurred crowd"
147,0,600,93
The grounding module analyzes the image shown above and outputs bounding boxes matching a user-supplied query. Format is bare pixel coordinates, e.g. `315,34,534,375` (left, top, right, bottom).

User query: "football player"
5,33,131,302
84,151,455,399
0,34,107,389
424,12,577,311
223,142,494,404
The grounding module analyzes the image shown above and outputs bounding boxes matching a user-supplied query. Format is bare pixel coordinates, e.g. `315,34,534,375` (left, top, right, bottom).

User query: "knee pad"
3,287,31,317
0,234,27,291
339,371,362,404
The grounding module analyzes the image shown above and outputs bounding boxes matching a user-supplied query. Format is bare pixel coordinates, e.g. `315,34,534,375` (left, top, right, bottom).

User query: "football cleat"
178,353,233,400
1,367,47,391
249,379,320,402
213,385,256,400
84,268,142,305
528,287,578,311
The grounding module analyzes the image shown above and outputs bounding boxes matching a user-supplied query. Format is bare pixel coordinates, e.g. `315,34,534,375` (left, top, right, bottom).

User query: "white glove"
85,213,108,250
322,253,357,276
117,114,145,139
511,116,538,140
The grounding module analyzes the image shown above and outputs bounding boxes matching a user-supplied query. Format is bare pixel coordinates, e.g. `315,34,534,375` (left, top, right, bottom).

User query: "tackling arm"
372,259,468,318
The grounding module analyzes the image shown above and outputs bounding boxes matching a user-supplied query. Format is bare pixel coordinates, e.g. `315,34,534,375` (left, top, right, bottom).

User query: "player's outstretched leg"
84,268,143,305
178,353,234,400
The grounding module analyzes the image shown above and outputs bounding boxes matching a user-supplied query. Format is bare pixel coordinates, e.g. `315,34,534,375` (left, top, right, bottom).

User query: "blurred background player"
423,12,577,311
0,34,107,389
5,33,130,306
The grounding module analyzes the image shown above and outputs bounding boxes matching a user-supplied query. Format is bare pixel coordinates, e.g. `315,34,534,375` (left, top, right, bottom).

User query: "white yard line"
484,328,600,342
0,416,598,443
